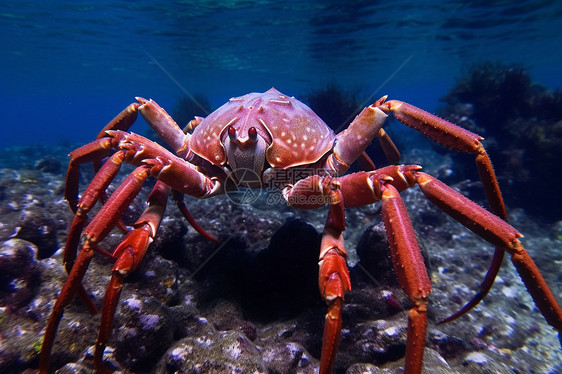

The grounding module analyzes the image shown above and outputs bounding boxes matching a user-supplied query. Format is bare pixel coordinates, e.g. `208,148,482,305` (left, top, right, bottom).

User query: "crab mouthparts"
224,129,267,188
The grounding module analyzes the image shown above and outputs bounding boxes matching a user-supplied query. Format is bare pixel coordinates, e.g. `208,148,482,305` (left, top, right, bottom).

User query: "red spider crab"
39,88,562,373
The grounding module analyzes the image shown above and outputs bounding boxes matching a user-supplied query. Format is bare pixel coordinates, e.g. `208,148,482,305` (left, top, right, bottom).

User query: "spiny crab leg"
94,181,169,373
413,171,562,331
41,132,221,373
66,105,136,240
172,190,221,243
287,165,562,373
136,97,190,157
65,137,117,212
62,142,132,313
40,165,153,374
135,99,220,241
324,99,389,175
64,152,127,272
68,128,219,235
383,100,509,322
381,183,431,374
377,128,401,164
318,182,351,374
95,103,140,140
324,96,505,214
382,167,561,330
383,101,500,208
355,128,401,171
63,151,128,314
68,99,209,234
437,247,505,325
287,171,431,374
340,166,562,332
64,103,139,211
283,179,352,373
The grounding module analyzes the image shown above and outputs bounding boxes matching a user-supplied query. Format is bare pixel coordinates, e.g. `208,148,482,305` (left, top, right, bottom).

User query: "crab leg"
64,103,139,210
282,178,351,373
318,184,351,374
65,137,116,211
325,98,389,175
64,152,127,273
384,100,507,216
39,238,97,374
94,181,169,373
377,128,401,164
68,98,209,228
288,166,562,372
438,245,504,325
413,172,562,331
103,131,220,198
136,97,190,157
172,190,220,243
286,171,431,374
95,102,140,139
43,130,220,372
345,167,562,328
40,165,152,374
355,128,401,172
290,170,431,373
381,183,432,374
62,151,128,315
343,166,562,333
67,129,220,233
384,100,508,321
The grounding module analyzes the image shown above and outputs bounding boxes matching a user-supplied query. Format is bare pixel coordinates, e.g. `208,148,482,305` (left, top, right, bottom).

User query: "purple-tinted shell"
189,88,335,169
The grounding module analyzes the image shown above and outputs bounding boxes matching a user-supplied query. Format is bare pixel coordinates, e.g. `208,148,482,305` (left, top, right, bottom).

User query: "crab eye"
248,127,258,143
228,125,237,141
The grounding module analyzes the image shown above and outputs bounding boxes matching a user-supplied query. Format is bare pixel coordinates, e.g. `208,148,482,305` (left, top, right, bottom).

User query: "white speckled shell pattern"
189,88,335,169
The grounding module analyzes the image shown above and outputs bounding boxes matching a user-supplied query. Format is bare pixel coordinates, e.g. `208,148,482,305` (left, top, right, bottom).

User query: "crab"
39,88,562,373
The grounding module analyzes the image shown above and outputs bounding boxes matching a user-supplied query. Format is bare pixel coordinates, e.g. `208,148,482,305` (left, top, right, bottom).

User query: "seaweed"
439,61,562,220
304,82,362,131
442,61,533,133
171,94,212,128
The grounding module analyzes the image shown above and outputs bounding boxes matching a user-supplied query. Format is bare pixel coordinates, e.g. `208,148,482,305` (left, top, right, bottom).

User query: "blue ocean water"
1,0,562,147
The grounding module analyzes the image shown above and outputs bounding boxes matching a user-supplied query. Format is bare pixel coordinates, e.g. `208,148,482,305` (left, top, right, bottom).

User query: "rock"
111,296,177,371
13,207,59,259
248,218,321,320
195,218,322,323
262,342,317,373
355,222,397,287
461,351,513,374
35,157,62,174
157,330,266,373
346,348,454,373
339,314,409,368
0,239,41,310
